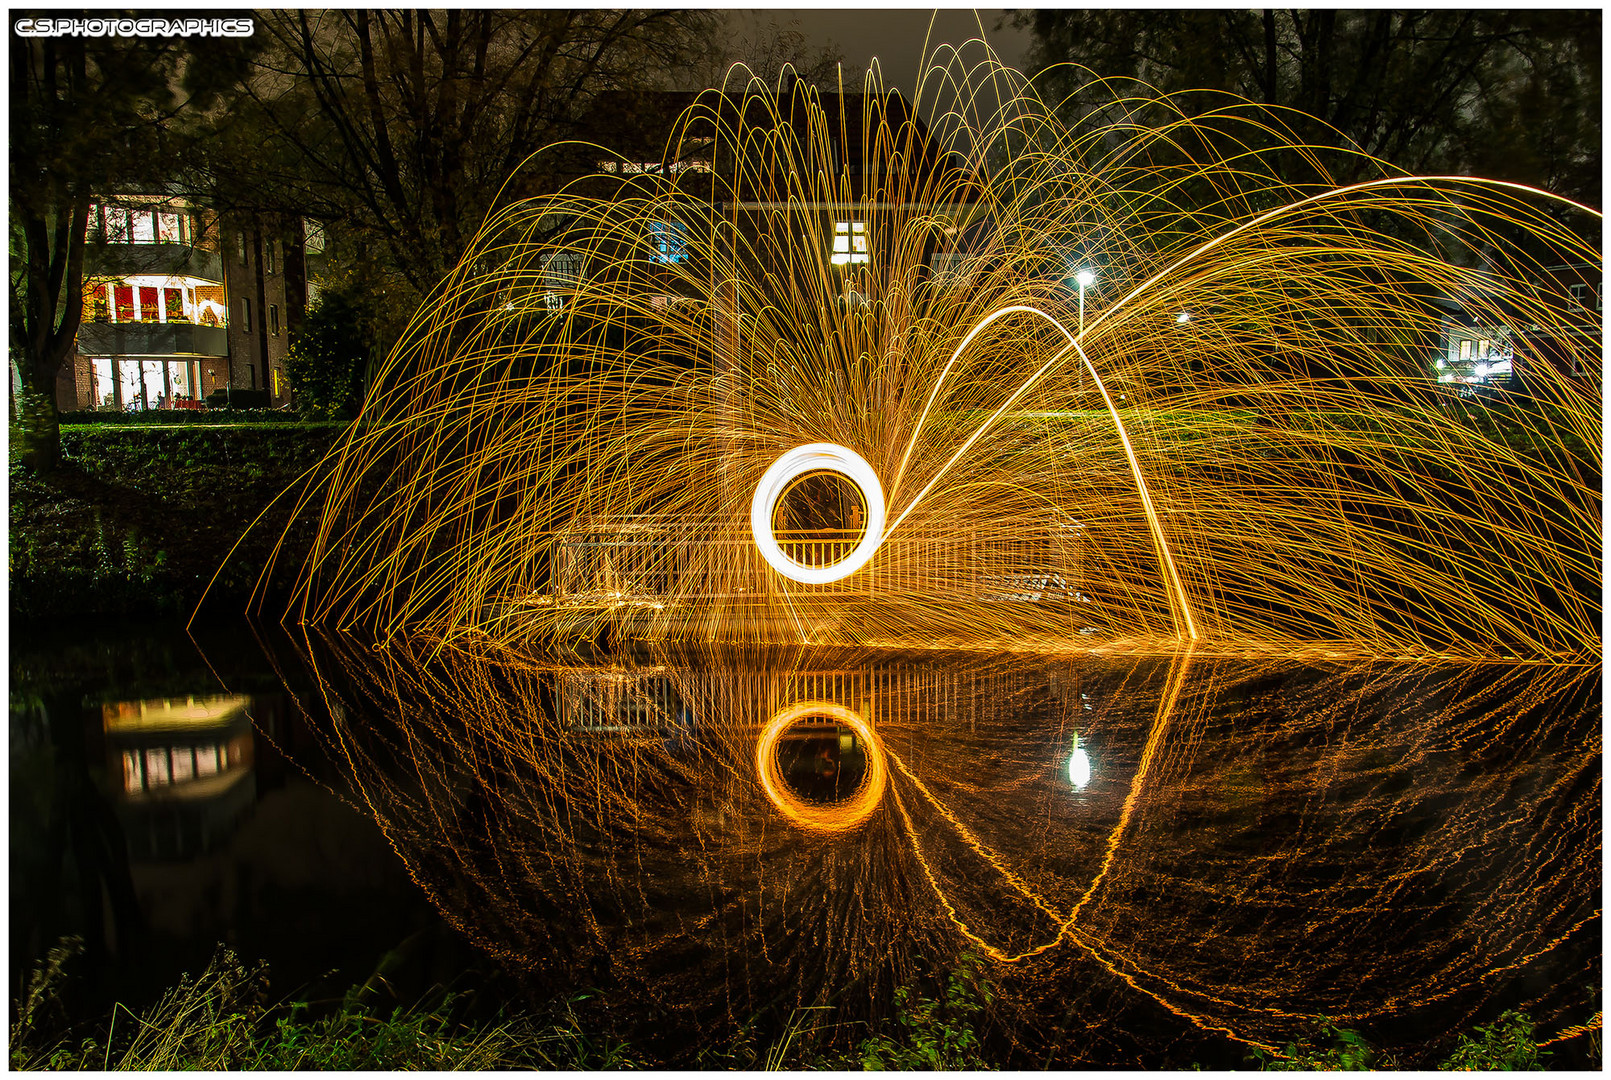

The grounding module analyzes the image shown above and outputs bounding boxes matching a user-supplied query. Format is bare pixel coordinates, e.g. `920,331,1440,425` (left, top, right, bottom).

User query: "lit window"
598,160,620,173
1458,339,1472,360
157,211,183,243
303,220,326,254
650,220,687,264
132,211,155,243
831,221,868,266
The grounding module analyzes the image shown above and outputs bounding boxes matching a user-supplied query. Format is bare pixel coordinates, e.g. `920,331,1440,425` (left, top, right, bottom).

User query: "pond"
11,618,1600,1068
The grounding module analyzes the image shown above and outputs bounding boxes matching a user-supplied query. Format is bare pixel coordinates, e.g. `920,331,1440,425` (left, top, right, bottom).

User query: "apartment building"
58,196,320,412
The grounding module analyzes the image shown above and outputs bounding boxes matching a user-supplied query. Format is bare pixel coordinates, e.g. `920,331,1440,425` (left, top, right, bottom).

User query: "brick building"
45,196,322,412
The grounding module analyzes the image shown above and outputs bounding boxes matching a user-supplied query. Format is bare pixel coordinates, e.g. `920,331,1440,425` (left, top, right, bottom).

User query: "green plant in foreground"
1254,1020,1394,1071
1439,1010,1548,1071
9,941,588,1071
1253,1009,1560,1072
856,953,993,1070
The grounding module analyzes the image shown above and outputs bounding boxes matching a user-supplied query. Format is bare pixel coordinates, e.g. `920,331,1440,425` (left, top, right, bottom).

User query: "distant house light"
831,221,868,266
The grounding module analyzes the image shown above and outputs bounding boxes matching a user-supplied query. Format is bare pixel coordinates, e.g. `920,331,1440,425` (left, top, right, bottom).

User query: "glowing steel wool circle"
756,700,888,833
750,443,885,584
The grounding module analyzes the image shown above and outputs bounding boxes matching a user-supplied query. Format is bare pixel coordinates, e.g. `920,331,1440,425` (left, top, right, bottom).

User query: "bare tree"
225,10,719,304
1011,9,1600,205
9,28,249,471
711,17,846,89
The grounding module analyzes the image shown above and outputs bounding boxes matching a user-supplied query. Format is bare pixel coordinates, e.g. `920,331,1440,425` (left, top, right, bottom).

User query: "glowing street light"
1074,268,1096,335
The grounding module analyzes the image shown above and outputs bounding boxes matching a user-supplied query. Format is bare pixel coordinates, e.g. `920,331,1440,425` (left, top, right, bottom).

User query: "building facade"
51,197,320,412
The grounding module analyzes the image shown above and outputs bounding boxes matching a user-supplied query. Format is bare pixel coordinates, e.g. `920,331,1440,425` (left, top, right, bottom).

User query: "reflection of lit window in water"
103,695,254,797
125,742,240,794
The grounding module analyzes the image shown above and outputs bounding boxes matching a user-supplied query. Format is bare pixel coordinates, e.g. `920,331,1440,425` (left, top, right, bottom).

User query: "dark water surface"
10,618,1600,1067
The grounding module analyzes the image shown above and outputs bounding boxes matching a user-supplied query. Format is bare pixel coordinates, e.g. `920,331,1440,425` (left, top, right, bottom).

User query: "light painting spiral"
750,443,887,584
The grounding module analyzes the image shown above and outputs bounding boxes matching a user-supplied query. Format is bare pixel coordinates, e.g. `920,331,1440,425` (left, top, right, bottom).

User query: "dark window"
270,304,279,336
240,297,252,333
238,231,249,264
266,241,276,275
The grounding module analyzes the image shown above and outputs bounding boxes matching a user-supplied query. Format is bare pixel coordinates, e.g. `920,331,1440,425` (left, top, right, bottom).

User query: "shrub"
1439,1010,1549,1071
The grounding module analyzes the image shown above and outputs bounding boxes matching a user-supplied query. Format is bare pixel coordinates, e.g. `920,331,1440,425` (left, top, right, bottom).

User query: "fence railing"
552,516,1082,604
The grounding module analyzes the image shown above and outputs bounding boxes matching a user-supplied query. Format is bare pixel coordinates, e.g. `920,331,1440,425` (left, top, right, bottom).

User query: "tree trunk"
12,373,61,473
12,198,89,475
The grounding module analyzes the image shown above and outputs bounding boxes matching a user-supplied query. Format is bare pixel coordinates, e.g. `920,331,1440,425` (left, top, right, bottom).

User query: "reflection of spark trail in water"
254,628,1599,1064
757,701,887,832
251,44,1601,664
886,648,1293,1049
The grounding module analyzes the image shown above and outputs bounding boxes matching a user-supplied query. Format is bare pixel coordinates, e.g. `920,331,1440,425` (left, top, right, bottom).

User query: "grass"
10,938,994,1072
10,939,642,1071
16,938,1593,1071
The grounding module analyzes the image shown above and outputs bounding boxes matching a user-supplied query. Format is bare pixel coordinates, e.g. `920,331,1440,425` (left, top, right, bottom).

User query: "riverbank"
11,938,1597,1071
9,422,344,622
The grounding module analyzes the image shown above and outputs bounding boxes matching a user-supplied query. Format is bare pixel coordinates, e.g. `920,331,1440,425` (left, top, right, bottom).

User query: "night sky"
724,8,1032,95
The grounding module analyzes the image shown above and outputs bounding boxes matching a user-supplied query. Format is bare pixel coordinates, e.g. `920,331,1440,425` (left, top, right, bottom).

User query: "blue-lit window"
651,220,687,264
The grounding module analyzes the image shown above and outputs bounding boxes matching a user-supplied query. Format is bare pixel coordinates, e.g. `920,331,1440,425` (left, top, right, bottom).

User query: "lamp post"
1075,268,1095,335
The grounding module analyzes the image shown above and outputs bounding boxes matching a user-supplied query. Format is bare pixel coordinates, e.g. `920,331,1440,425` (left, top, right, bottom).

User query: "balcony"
77,321,228,358
87,242,223,283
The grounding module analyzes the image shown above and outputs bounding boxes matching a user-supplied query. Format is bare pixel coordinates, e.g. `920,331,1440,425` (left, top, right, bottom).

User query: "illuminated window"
303,219,326,254
1458,339,1472,360
650,220,687,264
157,211,184,243
831,221,869,266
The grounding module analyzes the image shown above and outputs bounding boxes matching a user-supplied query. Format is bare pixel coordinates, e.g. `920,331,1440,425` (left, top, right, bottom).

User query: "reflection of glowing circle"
750,443,885,584
1068,747,1091,790
757,701,887,832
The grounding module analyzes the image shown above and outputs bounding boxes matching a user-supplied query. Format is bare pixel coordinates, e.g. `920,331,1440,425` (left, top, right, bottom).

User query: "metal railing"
552,515,1082,604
